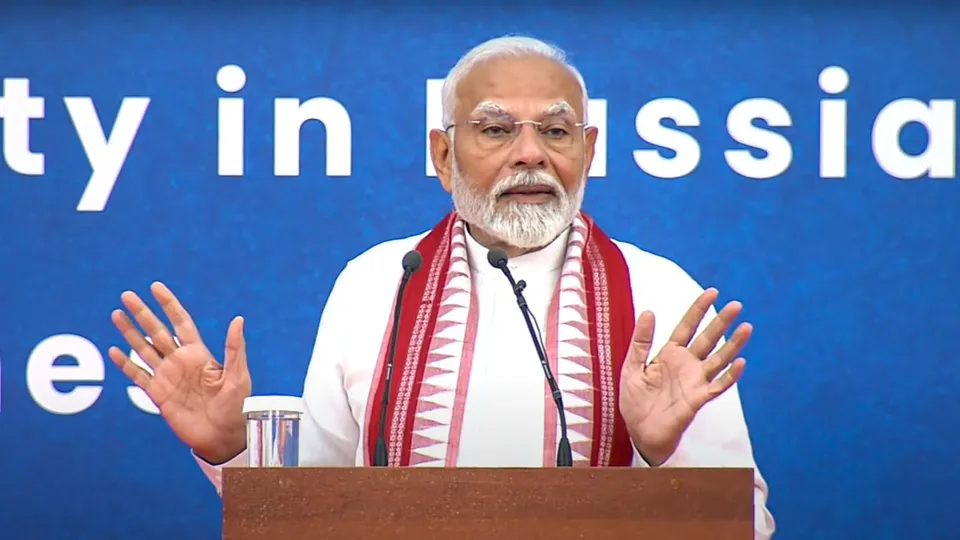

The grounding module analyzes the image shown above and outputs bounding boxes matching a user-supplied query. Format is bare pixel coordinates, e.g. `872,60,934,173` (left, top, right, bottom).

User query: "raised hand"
108,282,251,464
619,288,751,466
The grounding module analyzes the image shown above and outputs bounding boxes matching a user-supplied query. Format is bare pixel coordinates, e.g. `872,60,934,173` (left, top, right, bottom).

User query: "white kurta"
195,225,776,539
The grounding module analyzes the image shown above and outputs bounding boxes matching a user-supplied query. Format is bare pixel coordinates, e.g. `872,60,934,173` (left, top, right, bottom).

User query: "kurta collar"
464,223,569,275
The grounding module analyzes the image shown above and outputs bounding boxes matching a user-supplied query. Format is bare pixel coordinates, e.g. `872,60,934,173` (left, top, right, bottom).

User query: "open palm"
620,288,751,466
108,282,251,464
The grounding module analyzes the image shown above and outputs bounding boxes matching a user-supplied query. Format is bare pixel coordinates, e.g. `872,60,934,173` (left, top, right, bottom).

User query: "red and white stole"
362,211,636,467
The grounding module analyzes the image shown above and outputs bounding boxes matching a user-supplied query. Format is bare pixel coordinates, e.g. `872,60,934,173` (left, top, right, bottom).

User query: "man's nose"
508,123,548,169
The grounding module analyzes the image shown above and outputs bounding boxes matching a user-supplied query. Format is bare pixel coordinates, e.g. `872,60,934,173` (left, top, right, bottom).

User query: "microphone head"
487,248,508,269
401,250,423,273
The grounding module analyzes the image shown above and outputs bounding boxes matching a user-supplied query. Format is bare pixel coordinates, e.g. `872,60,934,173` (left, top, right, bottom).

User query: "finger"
121,290,179,356
111,309,164,370
629,311,656,366
703,323,753,381
705,357,746,401
688,301,743,359
224,316,248,379
151,281,202,345
669,288,719,346
108,345,153,390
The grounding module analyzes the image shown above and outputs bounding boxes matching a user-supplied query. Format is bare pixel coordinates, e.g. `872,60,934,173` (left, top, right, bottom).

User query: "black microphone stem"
373,274,409,466
494,256,574,468
373,250,422,467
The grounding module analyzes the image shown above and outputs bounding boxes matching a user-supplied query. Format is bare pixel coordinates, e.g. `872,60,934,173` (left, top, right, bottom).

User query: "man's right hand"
108,281,252,465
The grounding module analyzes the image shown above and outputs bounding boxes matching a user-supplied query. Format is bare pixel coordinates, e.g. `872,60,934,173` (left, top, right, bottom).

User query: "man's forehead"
455,56,584,119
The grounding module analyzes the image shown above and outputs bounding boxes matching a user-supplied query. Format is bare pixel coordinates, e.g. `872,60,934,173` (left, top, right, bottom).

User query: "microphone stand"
492,252,574,467
373,250,422,466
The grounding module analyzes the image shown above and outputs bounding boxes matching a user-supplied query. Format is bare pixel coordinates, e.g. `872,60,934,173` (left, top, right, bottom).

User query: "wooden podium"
222,467,754,539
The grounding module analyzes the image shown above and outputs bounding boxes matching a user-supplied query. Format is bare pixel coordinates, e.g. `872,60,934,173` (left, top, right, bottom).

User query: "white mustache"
493,171,564,198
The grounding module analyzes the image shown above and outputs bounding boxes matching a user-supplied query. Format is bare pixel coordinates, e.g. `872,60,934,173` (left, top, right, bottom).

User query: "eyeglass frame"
442,116,590,152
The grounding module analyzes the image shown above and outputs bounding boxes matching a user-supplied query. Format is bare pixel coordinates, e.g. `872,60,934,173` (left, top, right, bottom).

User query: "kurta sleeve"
297,262,362,467
193,262,361,495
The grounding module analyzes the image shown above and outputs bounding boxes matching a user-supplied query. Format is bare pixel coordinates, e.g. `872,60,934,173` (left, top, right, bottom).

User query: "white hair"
440,35,590,128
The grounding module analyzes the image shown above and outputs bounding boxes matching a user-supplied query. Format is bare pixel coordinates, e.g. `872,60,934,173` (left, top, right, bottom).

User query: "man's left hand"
619,288,752,466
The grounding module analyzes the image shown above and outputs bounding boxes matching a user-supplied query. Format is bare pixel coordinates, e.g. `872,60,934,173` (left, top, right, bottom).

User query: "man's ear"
583,125,599,176
430,129,453,193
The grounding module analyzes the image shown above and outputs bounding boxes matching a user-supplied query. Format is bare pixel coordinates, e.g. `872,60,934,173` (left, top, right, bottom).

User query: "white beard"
449,156,585,250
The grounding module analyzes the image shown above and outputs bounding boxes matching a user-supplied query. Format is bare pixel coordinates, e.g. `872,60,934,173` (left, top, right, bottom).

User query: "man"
108,36,775,538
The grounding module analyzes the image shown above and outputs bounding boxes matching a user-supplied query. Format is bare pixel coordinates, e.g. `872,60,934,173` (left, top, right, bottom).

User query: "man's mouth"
499,185,557,197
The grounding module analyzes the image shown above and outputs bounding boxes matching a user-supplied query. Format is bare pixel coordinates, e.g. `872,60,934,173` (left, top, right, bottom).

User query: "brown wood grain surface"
222,467,754,540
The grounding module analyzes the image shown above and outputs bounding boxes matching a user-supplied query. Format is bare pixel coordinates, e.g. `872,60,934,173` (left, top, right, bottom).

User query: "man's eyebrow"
543,101,574,117
470,101,510,117
470,100,577,120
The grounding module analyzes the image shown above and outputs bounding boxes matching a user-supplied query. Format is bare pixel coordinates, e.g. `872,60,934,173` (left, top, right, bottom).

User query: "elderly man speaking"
108,35,775,538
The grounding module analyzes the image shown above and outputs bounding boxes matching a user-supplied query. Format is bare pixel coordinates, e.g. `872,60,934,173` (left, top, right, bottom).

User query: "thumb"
629,311,655,367
224,316,248,377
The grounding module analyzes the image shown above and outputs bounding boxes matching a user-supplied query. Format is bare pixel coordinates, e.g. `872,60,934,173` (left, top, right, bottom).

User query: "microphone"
373,249,423,467
487,248,574,467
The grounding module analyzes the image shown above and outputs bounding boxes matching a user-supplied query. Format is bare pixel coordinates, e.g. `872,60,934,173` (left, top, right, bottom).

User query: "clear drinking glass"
242,395,303,468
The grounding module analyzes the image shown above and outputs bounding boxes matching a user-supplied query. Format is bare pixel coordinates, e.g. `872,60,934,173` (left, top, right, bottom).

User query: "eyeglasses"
444,116,587,152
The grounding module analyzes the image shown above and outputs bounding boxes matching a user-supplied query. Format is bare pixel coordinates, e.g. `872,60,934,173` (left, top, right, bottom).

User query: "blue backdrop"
1,3,957,539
